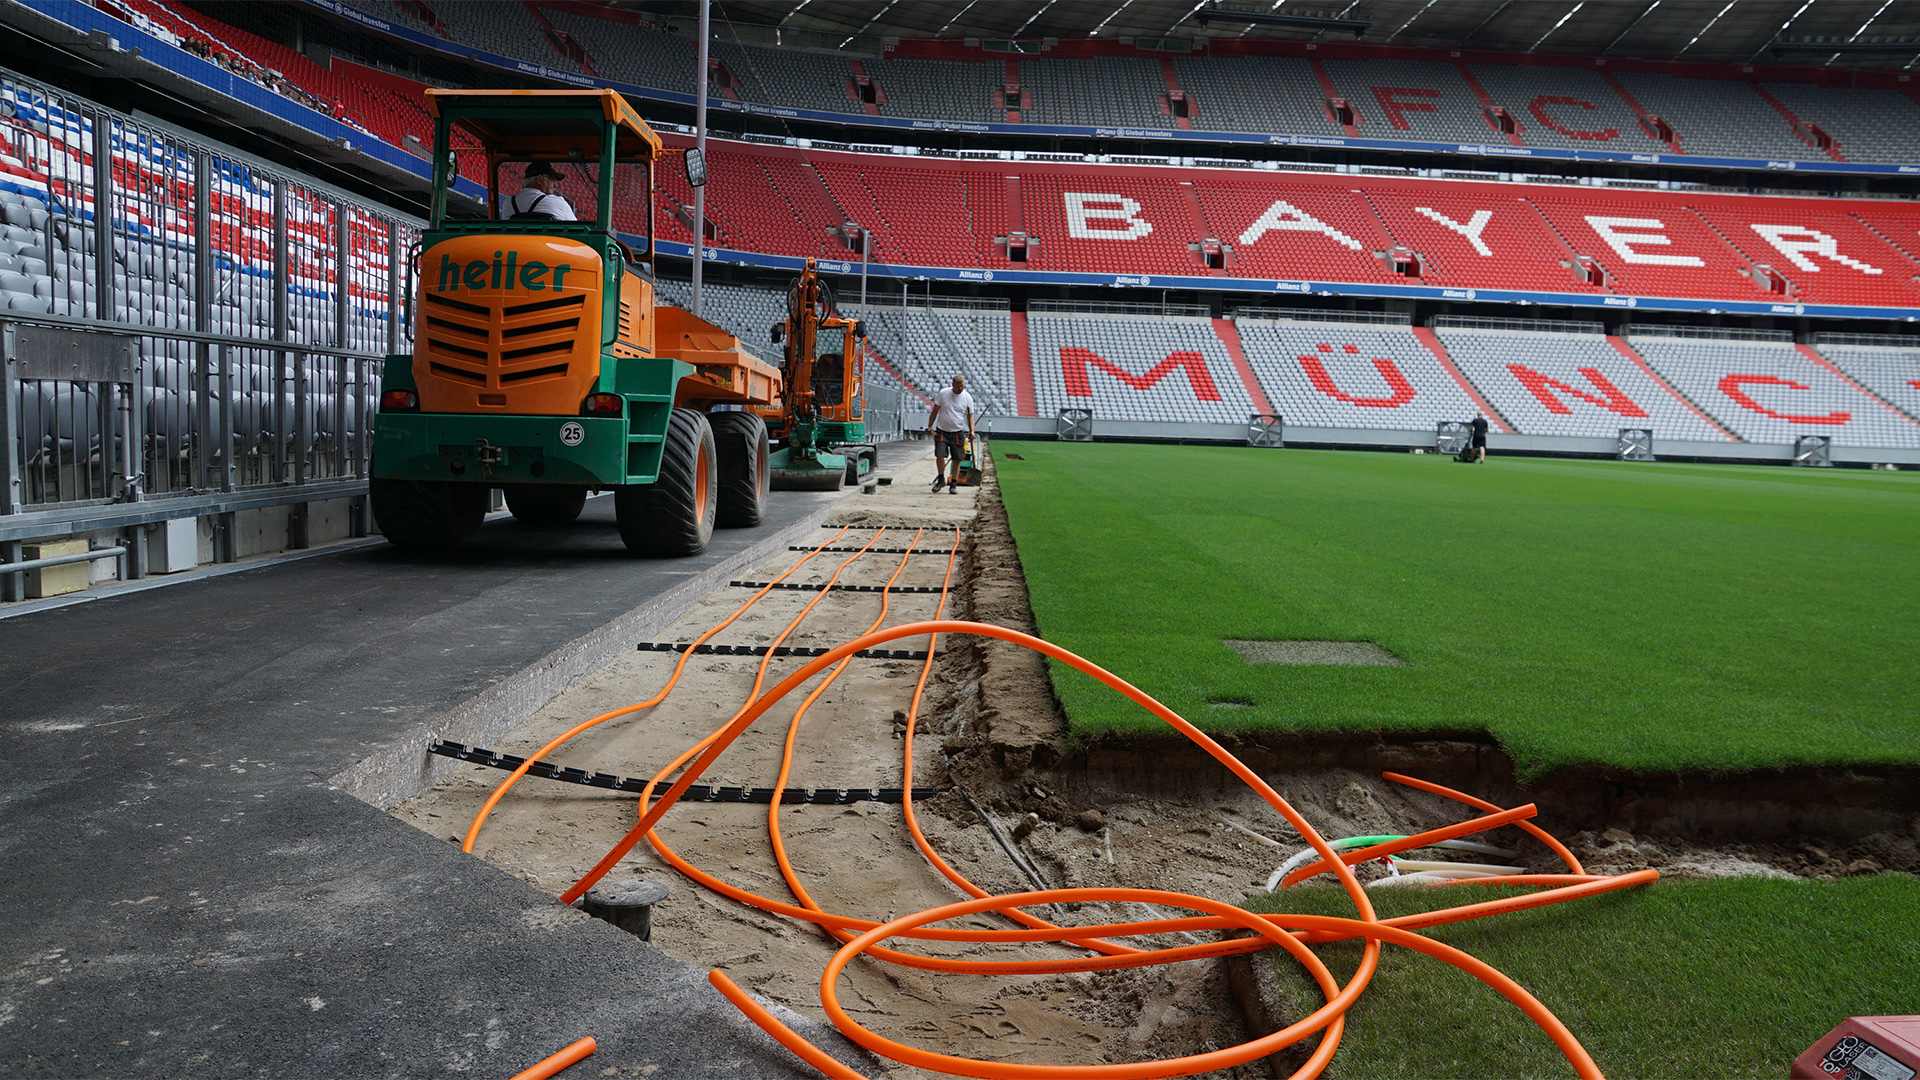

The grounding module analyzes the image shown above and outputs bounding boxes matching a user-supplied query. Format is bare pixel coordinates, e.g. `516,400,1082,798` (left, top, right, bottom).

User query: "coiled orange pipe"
542,621,1650,1077
463,554,1648,1076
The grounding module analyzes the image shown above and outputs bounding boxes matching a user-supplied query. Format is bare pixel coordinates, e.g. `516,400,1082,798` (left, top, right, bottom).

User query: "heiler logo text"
438,252,577,292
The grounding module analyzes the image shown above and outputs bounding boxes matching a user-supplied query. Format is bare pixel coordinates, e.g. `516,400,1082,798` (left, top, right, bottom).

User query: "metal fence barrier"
0,64,420,597
863,384,905,442
1431,315,1607,336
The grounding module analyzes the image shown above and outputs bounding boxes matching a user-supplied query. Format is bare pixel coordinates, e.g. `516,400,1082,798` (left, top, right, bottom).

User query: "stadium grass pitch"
994,442,1920,776
1242,877,1919,1078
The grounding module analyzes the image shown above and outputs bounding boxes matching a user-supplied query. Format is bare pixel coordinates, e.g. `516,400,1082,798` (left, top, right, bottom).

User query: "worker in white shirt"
502,161,577,221
926,375,975,494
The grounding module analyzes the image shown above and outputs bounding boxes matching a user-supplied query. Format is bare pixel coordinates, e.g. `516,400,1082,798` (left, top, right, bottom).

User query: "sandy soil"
392,439,1908,1080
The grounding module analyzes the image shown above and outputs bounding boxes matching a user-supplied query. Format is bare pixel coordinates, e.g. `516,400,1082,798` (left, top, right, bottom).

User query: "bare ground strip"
1223,640,1407,666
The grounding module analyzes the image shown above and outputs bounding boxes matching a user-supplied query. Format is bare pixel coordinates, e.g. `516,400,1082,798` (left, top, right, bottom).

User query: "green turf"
1241,877,1920,1078
994,443,1920,775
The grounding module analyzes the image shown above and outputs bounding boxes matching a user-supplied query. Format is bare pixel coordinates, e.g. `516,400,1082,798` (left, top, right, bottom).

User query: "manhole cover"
1223,640,1406,666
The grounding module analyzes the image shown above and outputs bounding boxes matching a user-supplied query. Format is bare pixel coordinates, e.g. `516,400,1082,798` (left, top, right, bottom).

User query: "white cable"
1265,837,1523,892
1432,840,1519,859
1368,869,1504,888
1264,837,1384,892
1218,817,1284,848
1392,860,1525,875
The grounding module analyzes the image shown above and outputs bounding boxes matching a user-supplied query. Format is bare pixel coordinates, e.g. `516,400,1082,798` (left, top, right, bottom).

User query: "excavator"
757,258,877,490
371,89,814,554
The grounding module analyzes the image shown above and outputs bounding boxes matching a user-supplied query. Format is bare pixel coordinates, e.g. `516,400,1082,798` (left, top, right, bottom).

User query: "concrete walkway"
0,450,931,1078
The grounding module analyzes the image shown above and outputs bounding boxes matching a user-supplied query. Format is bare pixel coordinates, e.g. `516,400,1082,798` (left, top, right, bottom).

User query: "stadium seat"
1688,199,1920,308
1631,332,1920,448
1466,64,1663,153
1814,340,1920,423
1365,188,1606,292
1021,172,1196,274
1017,59,1169,129
1173,56,1350,135
1435,323,1731,442
1027,311,1255,424
1612,72,1810,159
1320,60,1502,144
1759,83,1920,164
1198,181,1396,283
1524,191,1761,302
1236,315,1481,430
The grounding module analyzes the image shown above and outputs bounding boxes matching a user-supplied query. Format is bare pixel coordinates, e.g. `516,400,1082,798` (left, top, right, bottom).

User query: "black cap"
524,160,564,181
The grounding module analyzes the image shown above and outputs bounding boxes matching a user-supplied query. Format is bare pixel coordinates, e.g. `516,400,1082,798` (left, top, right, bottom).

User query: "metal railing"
901,296,1011,312
1,64,420,592
862,385,905,442
1029,298,1212,318
4,317,385,507
1233,307,1412,326
1431,315,1608,335
1812,332,1920,348
1621,323,1795,343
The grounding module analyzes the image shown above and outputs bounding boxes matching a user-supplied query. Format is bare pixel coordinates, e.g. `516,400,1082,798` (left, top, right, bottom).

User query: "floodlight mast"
691,0,709,318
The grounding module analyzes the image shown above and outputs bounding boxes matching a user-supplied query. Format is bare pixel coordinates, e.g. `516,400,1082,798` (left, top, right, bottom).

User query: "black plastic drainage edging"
728,581,944,594
636,642,932,660
428,741,940,804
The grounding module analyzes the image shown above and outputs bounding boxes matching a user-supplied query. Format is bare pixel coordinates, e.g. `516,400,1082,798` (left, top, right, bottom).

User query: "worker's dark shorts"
1470,433,1487,448
934,429,966,457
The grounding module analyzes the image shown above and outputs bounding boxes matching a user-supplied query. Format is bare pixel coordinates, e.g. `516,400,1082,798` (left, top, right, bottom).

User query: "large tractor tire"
615,408,716,557
504,484,588,526
370,478,489,549
709,411,769,529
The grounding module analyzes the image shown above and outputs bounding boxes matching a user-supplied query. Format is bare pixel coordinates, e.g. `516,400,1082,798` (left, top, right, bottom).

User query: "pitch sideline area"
995,442,1920,777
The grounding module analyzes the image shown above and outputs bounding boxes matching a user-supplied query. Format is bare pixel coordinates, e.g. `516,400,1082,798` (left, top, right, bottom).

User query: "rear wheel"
370,478,489,549
615,408,716,557
709,411,769,529
504,484,588,526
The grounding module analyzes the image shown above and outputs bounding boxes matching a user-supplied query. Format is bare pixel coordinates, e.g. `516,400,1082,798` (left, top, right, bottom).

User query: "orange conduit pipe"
1383,771,1587,875
506,1036,596,1080
461,525,868,855
632,531,1149,963
560,614,1390,949
559,617,1382,1064
585,538,935,921
550,620,1650,1079
813,889,1604,1080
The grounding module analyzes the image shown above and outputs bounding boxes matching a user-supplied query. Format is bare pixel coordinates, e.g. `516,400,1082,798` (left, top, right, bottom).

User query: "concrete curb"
328,497,853,810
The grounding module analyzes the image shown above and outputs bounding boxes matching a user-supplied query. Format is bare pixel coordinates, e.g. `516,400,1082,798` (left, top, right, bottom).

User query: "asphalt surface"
0,465,918,1078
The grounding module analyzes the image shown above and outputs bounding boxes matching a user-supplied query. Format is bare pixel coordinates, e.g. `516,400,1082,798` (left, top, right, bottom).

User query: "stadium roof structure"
610,0,1920,69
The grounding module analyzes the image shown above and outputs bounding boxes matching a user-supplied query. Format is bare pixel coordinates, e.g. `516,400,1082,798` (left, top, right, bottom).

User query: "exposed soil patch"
1222,640,1407,666
1056,733,1919,876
